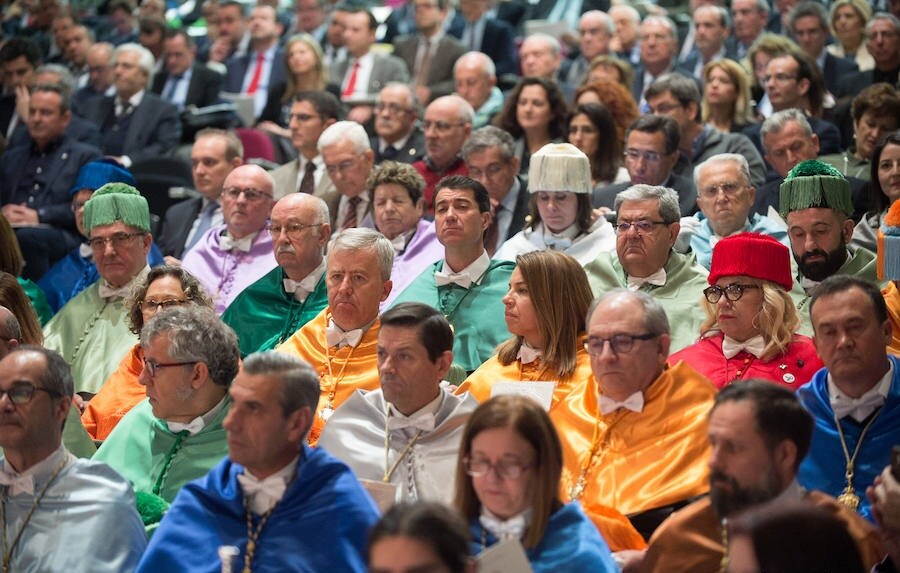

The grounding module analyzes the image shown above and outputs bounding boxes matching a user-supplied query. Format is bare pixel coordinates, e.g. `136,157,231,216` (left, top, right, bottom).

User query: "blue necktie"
186,203,218,251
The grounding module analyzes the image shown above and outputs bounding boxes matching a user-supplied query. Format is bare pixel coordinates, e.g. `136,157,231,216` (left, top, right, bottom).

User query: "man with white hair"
610,4,641,65
726,0,769,60
632,16,693,107
565,11,615,86
679,5,730,78
318,120,376,231
82,42,181,167
453,52,503,129
519,33,574,96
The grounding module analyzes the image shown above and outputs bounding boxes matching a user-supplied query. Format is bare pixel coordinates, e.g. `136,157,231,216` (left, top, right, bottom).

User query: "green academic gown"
17,276,52,325
391,259,515,372
93,398,231,503
584,250,709,353
42,283,137,395
222,267,329,357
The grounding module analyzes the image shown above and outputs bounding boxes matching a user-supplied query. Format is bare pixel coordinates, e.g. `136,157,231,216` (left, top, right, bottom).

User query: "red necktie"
247,52,265,95
342,60,360,99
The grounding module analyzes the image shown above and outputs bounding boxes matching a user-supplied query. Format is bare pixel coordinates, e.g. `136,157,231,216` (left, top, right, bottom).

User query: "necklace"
152,430,189,496
382,415,424,493
69,300,110,363
1,457,68,573
832,408,881,511
318,343,357,421
436,267,489,323
242,499,276,573
567,409,628,500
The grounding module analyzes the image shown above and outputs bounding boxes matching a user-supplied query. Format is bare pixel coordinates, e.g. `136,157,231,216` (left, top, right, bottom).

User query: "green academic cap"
778,159,853,220
82,182,151,234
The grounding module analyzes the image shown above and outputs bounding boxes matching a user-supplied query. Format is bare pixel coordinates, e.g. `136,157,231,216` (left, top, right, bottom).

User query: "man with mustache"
182,164,277,315
223,193,331,356
640,380,884,573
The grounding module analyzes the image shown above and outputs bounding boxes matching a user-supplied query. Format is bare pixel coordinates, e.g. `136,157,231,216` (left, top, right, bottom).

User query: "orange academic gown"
81,344,146,441
276,307,380,445
884,281,900,357
552,361,717,531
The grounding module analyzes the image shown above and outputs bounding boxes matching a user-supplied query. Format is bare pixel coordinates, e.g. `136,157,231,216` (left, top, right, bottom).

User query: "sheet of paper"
477,538,534,573
359,479,397,513
490,381,556,411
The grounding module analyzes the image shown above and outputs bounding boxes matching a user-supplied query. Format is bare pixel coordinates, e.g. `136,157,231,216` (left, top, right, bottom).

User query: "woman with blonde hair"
669,232,822,390
828,0,874,71
702,59,756,133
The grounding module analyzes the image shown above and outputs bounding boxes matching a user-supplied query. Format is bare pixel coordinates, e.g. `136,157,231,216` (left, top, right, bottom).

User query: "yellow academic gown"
276,307,380,445
552,361,716,526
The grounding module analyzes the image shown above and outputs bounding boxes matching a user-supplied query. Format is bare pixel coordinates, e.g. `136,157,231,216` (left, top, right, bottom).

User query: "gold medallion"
837,485,860,511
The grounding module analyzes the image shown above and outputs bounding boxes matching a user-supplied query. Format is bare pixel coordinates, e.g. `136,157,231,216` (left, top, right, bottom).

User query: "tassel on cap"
83,182,151,234
878,200,900,280
779,159,853,220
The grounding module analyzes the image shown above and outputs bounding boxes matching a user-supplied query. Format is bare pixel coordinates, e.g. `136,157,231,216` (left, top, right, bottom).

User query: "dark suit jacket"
528,0,609,20
724,36,751,61
82,92,182,163
592,172,698,217
506,176,530,240
0,136,101,232
223,48,287,113
8,114,102,150
151,63,223,109
632,63,699,105
392,34,467,101
157,196,203,258
446,16,518,77
330,53,410,100
822,52,859,97
370,127,426,165
741,115,842,158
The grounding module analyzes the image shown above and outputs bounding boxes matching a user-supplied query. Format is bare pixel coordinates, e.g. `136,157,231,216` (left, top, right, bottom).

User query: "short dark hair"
868,130,900,212
241,351,320,418
0,37,42,68
343,5,378,29
368,502,471,573
626,114,681,154
165,27,196,50
294,90,342,121
8,345,74,398
713,380,813,470
809,275,888,326
139,15,167,36
645,72,702,121
380,302,453,362
218,0,247,17
367,161,425,207
434,175,491,213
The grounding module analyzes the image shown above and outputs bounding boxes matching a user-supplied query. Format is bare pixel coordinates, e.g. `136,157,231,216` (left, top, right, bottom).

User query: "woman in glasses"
454,395,620,572
669,232,821,390
81,265,212,441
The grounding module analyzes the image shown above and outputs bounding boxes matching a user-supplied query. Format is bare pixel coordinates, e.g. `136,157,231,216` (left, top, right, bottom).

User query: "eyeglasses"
142,358,198,378
614,220,669,234
584,333,657,356
140,298,189,313
374,102,411,114
763,73,797,83
223,188,273,202
270,222,322,238
648,102,683,115
464,457,533,480
624,149,663,163
289,112,320,122
467,163,508,180
325,158,359,176
422,120,466,133
699,182,746,199
88,232,145,251
0,382,61,405
703,283,761,303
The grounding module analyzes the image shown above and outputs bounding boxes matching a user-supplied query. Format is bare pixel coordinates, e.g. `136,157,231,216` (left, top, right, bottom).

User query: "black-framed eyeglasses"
614,220,669,234
142,359,198,378
0,382,61,405
703,283,761,304
88,232,146,251
223,188,273,202
270,222,322,239
584,333,658,356
464,457,534,480
140,298,190,313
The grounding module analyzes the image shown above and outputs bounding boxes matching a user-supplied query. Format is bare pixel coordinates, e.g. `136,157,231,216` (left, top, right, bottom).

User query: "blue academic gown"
797,356,900,522
38,243,164,313
136,445,379,573
469,503,618,573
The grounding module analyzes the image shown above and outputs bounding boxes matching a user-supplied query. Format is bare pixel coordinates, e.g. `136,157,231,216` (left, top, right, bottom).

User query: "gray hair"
35,64,75,91
760,108,813,151
429,94,475,125
329,227,395,281
141,306,240,387
789,1,829,32
581,10,615,35
523,33,561,57
461,125,516,162
736,0,770,15
614,185,681,223
31,82,72,113
866,12,900,37
317,120,371,154
641,15,678,42
8,345,74,398
609,4,640,24
113,42,156,77
694,5,730,29
586,289,670,336
454,50,496,78
241,351,320,417
694,153,752,189
377,82,419,113
646,72,702,106
0,305,21,341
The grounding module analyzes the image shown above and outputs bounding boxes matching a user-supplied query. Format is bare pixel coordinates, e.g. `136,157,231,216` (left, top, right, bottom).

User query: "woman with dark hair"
0,271,43,345
368,502,474,573
852,130,900,251
0,214,52,324
573,80,639,151
80,265,213,441
454,395,623,570
567,103,628,188
494,77,568,175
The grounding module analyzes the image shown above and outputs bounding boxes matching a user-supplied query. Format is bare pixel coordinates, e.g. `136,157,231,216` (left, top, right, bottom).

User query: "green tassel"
83,183,151,233
135,490,170,526
779,160,853,219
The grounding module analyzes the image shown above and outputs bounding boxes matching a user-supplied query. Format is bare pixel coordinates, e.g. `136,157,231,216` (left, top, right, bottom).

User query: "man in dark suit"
0,84,100,280
461,126,529,256
222,4,285,121
836,14,900,98
152,29,223,142
445,0,518,77
82,43,181,168
725,0,769,61
594,115,697,217
527,0,610,31
156,128,243,260
789,2,858,98
678,5,730,79
0,38,42,147
561,10,615,87
371,83,424,165
632,16,696,108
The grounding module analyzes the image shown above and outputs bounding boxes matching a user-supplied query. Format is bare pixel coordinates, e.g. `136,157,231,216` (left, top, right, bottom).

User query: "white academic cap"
527,143,592,195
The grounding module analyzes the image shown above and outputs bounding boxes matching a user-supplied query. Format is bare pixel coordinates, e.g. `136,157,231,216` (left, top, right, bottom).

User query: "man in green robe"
43,183,153,397
391,176,514,373
584,185,709,353
93,305,240,502
222,194,331,356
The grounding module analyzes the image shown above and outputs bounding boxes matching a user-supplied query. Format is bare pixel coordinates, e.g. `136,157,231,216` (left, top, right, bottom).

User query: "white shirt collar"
239,455,299,515
166,395,229,436
283,258,326,301
99,265,150,299
438,250,490,287
827,361,893,422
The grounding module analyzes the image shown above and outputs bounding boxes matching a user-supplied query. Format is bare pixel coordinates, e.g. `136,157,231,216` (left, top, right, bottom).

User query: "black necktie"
382,146,400,161
298,160,316,194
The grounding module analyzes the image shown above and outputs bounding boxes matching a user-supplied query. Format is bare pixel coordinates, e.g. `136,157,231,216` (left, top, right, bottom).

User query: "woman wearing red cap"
669,232,823,390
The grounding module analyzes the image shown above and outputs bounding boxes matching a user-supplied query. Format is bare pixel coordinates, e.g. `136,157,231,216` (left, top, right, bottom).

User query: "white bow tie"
517,343,542,365
832,392,885,422
237,473,287,515
801,276,820,293
390,234,409,253
480,510,531,542
283,278,314,302
599,391,644,415
0,470,33,496
219,233,253,252
387,412,436,432
627,268,667,290
722,335,766,359
434,270,472,289
325,322,363,348
98,281,131,300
